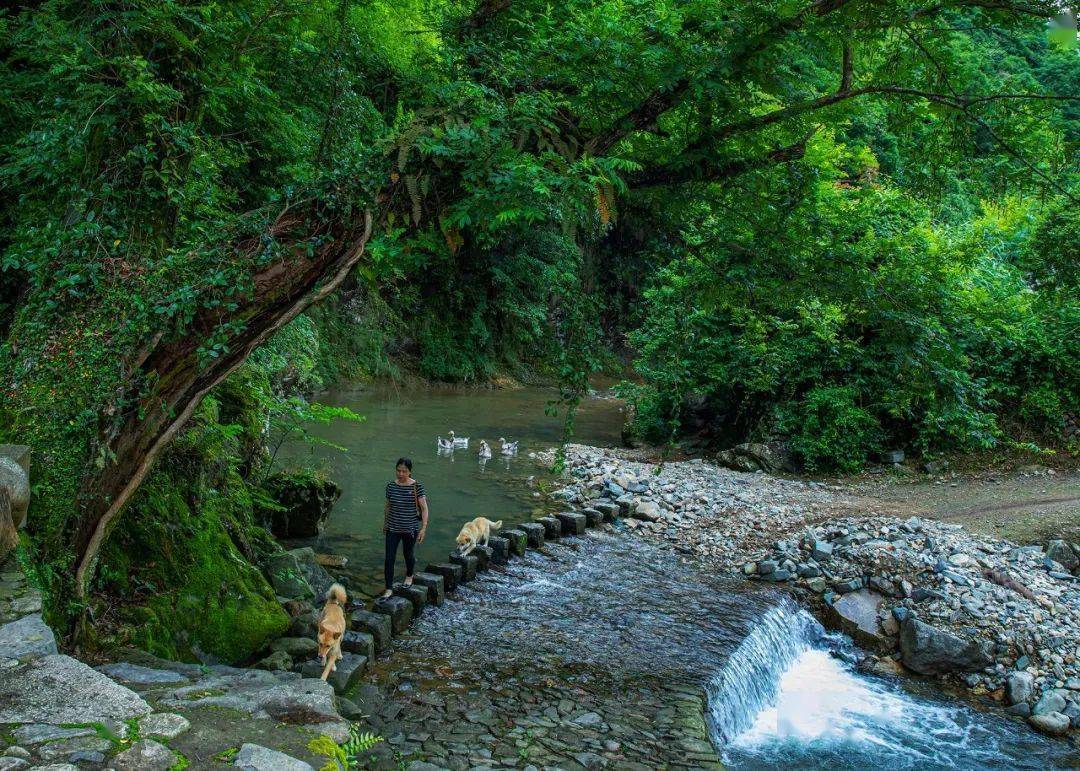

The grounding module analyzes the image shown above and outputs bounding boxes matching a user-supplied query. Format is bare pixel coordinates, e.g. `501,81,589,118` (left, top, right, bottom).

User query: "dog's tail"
492,520,503,530
327,582,347,605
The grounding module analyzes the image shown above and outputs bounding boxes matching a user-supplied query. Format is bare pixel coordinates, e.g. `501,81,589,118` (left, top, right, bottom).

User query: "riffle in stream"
353,530,1075,769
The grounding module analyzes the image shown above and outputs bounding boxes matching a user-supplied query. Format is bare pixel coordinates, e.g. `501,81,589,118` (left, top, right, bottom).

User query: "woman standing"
381,457,428,599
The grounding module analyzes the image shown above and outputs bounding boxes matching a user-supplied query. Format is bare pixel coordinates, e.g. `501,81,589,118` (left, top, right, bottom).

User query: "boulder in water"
1006,671,1034,705
898,617,991,675
823,589,891,651
1029,712,1071,737
1032,689,1067,716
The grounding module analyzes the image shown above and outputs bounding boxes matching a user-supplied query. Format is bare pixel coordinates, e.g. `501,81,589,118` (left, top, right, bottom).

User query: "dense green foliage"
0,0,1076,647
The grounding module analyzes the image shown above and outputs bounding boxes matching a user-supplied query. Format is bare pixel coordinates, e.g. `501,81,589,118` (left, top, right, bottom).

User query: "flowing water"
290,384,1079,768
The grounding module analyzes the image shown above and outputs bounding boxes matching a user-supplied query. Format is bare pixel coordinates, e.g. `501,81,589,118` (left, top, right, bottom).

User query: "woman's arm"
417,495,428,543
383,498,390,532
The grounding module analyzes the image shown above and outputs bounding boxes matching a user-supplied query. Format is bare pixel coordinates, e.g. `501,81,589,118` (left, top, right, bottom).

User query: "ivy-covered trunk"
64,208,372,640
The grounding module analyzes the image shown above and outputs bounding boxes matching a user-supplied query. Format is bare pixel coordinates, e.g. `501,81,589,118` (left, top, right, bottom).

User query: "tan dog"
455,517,503,556
317,583,347,680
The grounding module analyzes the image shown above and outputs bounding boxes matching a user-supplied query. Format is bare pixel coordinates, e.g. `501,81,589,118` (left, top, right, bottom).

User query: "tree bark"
67,205,373,626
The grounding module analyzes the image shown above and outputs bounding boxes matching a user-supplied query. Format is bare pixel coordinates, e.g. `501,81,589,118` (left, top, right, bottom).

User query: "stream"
288,384,1078,768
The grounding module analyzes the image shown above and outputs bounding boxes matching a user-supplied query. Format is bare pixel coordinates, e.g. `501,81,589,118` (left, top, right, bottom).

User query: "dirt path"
847,467,1080,546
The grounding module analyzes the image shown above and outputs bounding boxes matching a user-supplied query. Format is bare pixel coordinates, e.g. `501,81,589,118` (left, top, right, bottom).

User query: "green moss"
95,400,288,664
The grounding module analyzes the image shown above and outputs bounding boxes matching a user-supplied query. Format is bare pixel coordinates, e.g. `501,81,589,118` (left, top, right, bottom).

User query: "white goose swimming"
449,430,470,448
498,437,519,454
436,435,455,450
478,440,492,459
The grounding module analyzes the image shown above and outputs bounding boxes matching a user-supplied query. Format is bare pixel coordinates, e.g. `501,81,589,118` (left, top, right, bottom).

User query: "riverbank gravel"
542,444,1080,742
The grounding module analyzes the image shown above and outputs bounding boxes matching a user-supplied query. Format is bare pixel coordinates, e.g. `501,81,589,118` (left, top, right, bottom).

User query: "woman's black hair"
396,457,412,471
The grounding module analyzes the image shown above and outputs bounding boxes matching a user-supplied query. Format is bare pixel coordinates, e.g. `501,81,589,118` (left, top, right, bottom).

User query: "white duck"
498,437,519,454
437,435,455,450
478,440,492,459
449,430,469,448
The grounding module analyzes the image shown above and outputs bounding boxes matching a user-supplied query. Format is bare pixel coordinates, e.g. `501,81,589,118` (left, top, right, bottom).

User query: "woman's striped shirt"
385,480,425,532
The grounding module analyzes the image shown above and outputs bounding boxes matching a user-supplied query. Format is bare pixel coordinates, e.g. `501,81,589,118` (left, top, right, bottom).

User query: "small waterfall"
706,600,823,745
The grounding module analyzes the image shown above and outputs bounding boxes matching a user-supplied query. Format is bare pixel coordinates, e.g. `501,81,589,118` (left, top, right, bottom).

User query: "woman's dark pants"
384,530,417,589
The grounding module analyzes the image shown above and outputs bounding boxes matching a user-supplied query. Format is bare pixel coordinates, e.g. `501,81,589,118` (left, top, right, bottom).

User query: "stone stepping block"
350,610,391,653
300,652,367,695
426,562,463,591
537,516,562,540
410,572,445,605
371,595,413,634
392,583,428,616
486,537,510,564
472,544,493,570
501,528,528,556
555,511,587,536
519,522,546,549
341,630,374,660
449,552,479,582
581,508,604,528
591,501,619,521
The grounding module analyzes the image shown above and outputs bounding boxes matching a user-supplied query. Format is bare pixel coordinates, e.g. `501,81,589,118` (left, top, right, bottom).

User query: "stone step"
393,583,428,616
518,522,546,549
471,544,492,571
425,562,464,591
341,630,374,660
486,537,510,564
501,528,528,556
299,652,367,695
410,572,445,605
555,512,587,536
581,507,604,528
371,595,413,634
537,516,562,540
350,609,391,652
449,552,479,582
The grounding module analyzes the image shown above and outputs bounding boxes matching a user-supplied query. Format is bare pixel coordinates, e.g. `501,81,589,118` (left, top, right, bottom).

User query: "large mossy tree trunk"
66,207,372,640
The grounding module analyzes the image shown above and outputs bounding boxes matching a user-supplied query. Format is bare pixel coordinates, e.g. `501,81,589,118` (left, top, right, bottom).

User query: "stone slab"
537,516,562,540
471,544,492,570
449,553,478,582
555,512,587,536
299,653,366,695
341,630,375,660
581,508,604,527
371,595,413,634
486,538,509,565
350,610,391,654
0,654,151,724
410,572,445,605
0,613,57,662
425,563,463,591
393,583,428,616
234,743,314,771
501,529,527,556
519,522,546,548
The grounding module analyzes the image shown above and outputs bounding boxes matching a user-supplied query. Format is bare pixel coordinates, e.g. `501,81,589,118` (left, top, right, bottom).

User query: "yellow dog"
455,517,503,556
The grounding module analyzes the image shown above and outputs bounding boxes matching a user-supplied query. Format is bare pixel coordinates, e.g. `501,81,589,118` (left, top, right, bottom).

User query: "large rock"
234,743,314,771
270,637,319,660
1029,712,1071,737
555,512,586,536
425,562,463,590
898,617,991,675
537,516,563,539
822,590,890,651
0,654,151,724
341,631,374,660
501,529,528,556
448,552,478,581
111,739,176,771
1032,689,1068,716
1006,671,1034,706
158,669,344,735
631,501,661,522
0,614,57,661
266,548,335,601
410,572,445,605
715,442,793,473
137,712,191,740
258,472,341,539
1045,540,1078,572
518,522,546,548
392,583,428,615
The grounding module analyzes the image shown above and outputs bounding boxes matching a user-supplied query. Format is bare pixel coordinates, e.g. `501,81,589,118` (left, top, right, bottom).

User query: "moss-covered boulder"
257,470,341,539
